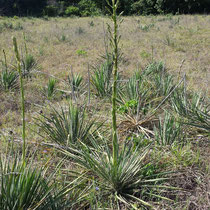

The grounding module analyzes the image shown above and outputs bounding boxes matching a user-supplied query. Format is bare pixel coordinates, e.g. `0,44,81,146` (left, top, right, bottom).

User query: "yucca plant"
67,73,83,92
91,57,113,98
154,112,183,146
118,70,158,114
154,73,174,97
43,77,57,99
0,153,85,210
117,71,160,137
0,50,18,92
60,138,176,209
21,53,37,78
142,62,165,77
0,69,18,92
35,102,100,146
171,91,210,132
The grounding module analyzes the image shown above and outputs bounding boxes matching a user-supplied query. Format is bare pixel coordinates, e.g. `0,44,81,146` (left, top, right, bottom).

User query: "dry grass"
0,15,209,94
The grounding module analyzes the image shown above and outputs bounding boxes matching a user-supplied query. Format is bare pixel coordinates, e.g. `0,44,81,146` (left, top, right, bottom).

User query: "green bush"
65,6,80,16
78,0,101,16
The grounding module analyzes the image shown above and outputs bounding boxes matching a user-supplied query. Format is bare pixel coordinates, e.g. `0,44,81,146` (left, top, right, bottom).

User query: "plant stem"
111,0,119,167
13,37,26,162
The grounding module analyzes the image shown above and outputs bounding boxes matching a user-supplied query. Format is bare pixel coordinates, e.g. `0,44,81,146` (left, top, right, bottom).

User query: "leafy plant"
117,70,159,136
118,99,138,114
76,49,87,56
154,112,183,146
35,103,99,146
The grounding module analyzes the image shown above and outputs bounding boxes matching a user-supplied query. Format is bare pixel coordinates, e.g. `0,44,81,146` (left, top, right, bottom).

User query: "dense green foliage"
0,0,209,16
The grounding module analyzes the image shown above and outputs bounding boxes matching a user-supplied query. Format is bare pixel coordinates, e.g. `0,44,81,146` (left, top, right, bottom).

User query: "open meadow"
0,14,209,209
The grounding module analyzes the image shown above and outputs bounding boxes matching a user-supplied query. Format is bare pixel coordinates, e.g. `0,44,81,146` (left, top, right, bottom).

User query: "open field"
0,15,209,209
0,15,209,92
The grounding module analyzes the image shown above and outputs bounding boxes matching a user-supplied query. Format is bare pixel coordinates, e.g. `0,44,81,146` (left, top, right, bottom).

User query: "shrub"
78,0,101,16
65,6,80,16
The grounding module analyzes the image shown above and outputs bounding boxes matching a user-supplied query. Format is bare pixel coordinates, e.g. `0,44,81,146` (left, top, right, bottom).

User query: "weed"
140,50,151,60
61,139,175,209
154,72,174,96
0,153,78,209
56,33,66,42
76,49,87,56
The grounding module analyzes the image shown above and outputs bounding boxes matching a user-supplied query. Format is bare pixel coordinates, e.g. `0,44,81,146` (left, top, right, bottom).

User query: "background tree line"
0,0,210,17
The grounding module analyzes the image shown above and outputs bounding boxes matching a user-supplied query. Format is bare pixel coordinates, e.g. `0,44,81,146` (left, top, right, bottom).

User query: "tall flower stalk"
110,0,120,168
13,37,26,162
